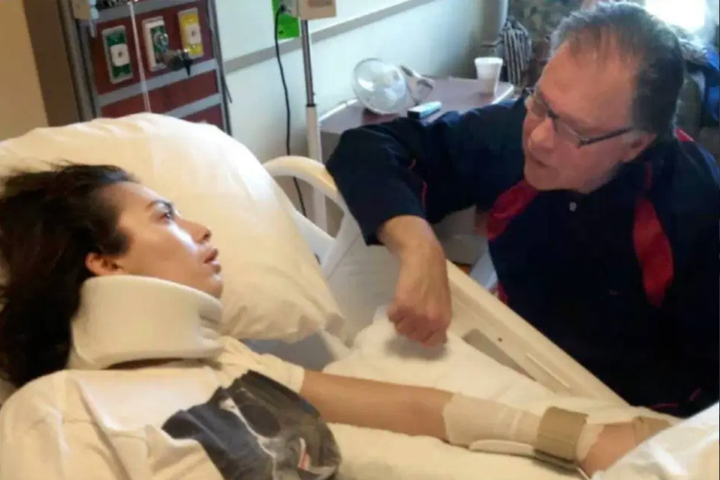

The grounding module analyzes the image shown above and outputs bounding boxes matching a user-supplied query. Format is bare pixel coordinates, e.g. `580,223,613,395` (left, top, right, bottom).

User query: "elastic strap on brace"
535,407,588,470
535,409,673,471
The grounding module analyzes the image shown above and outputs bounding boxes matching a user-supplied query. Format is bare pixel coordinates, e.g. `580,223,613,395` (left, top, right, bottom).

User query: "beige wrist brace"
443,394,673,471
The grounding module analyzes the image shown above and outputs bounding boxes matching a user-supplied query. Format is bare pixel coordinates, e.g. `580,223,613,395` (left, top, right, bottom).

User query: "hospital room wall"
0,0,48,141
222,0,486,162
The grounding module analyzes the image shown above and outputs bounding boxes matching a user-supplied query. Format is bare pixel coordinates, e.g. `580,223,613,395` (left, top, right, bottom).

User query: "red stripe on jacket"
633,164,674,307
485,167,674,307
487,179,538,241
497,283,509,304
407,159,428,210
676,128,694,143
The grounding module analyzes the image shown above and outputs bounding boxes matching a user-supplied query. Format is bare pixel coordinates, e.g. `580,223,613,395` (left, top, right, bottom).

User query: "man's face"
522,41,654,193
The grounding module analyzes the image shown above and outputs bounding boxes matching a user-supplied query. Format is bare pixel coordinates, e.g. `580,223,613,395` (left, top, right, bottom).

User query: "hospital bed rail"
264,156,627,405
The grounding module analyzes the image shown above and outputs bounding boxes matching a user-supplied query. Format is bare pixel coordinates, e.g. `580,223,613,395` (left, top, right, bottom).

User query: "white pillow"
0,113,343,342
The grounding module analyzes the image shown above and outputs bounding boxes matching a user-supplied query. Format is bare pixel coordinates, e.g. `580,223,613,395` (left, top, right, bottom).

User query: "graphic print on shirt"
162,371,341,480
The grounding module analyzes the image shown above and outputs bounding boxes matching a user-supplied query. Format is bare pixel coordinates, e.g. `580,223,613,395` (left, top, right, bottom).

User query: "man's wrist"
396,236,444,266
380,216,442,259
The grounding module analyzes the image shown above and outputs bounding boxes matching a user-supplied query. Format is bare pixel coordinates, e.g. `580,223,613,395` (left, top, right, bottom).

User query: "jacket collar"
68,276,224,371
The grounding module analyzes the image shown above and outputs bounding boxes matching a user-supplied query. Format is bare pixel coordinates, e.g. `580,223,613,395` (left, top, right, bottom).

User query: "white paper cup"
475,57,504,94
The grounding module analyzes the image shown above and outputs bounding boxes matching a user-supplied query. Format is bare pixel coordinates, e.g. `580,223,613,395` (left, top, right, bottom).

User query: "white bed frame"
261,156,627,405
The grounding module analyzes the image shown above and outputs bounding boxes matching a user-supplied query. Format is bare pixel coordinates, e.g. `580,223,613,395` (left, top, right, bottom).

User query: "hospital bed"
260,155,625,404
0,115,714,480
251,155,624,480
258,156,720,480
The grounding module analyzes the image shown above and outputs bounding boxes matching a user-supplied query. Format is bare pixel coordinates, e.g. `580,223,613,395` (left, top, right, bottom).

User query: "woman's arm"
299,371,671,477
300,370,451,440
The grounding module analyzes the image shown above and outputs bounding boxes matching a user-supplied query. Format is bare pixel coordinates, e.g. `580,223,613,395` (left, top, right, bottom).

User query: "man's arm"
326,101,524,345
326,101,522,244
379,216,452,346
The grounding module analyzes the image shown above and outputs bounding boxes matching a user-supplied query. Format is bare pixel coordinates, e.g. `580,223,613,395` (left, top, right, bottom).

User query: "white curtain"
709,0,719,25
700,0,718,45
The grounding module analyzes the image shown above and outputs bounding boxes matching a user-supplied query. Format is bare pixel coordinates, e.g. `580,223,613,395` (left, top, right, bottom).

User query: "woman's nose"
182,219,212,244
199,225,212,243
197,224,212,244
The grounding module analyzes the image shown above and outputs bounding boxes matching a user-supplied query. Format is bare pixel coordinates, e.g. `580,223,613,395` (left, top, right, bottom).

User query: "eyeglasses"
523,88,634,148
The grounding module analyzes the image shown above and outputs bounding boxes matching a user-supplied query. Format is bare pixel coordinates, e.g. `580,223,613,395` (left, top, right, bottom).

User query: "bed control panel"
71,0,229,133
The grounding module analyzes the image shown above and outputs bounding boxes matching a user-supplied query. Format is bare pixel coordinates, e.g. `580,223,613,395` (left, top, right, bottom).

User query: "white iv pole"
299,20,328,232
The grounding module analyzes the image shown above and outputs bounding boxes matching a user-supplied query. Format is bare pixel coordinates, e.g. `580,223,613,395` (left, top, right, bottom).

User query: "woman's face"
86,182,224,299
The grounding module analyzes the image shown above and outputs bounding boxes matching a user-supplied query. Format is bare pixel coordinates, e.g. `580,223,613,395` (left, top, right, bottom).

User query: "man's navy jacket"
327,98,720,417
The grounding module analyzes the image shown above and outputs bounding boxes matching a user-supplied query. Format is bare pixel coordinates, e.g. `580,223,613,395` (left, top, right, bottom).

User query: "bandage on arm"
443,394,673,476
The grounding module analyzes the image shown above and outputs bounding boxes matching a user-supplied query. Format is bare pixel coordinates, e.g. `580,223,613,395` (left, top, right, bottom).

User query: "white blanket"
593,404,719,480
324,310,579,480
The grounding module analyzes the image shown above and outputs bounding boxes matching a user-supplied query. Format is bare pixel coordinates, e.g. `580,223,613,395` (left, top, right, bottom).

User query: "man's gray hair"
551,2,685,140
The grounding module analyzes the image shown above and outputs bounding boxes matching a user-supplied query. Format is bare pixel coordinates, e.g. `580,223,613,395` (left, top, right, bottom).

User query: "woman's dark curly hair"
0,164,135,387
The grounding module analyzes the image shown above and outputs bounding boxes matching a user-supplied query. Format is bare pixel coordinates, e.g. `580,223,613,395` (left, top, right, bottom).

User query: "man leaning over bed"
327,2,719,418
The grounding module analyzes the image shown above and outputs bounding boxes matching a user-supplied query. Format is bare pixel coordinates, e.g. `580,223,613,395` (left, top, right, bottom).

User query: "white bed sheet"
593,404,719,480
324,309,582,480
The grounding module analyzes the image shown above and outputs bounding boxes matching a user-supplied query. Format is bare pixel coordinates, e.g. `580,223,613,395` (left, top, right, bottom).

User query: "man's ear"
622,132,656,164
85,252,126,277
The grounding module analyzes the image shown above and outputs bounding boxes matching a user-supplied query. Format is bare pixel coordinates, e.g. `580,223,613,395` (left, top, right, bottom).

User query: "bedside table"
319,77,515,161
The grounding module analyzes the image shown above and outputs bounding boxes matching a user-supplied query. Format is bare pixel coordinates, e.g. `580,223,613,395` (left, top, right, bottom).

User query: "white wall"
0,0,47,141
218,0,486,161
217,0,413,61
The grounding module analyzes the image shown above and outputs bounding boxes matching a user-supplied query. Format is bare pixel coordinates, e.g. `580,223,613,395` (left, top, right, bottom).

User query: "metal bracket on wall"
97,58,218,107
93,0,200,22
164,93,222,119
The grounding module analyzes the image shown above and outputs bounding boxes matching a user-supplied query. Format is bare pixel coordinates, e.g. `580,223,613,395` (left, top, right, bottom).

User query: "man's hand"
379,217,452,347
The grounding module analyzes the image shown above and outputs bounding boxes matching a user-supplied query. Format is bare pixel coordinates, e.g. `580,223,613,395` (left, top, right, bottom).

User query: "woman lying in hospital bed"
0,162,692,480
0,115,715,480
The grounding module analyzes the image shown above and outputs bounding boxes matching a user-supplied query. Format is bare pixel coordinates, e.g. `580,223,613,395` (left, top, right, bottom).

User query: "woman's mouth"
204,248,222,273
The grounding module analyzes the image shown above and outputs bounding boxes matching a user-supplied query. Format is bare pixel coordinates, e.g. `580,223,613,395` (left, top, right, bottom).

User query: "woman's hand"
580,423,645,476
